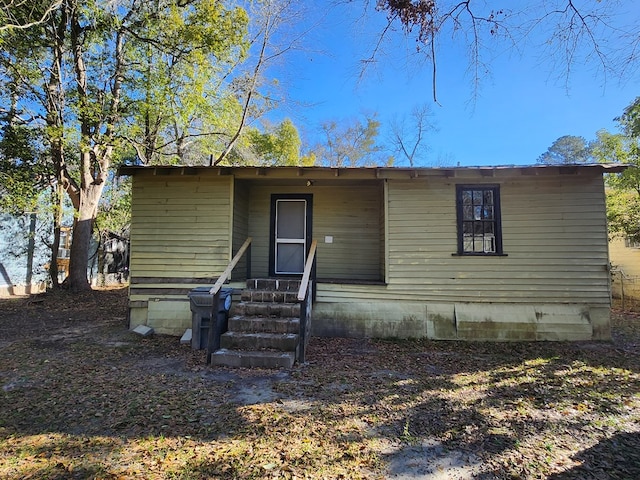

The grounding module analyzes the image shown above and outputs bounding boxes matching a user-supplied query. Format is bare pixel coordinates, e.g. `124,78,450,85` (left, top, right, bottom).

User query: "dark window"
456,185,503,255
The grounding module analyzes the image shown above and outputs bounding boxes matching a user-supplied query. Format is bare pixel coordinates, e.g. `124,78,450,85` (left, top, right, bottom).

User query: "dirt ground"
0,287,639,479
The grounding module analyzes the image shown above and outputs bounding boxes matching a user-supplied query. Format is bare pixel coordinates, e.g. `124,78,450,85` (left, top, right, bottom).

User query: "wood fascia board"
559,166,579,175
153,167,171,176
117,163,627,179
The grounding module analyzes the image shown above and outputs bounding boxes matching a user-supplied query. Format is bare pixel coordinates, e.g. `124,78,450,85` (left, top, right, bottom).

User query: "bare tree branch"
214,0,309,165
0,0,62,32
390,103,436,167
372,1,638,98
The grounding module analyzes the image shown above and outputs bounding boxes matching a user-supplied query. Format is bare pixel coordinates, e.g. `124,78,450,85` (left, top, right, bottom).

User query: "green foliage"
243,119,303,166
617,96,640,138
591,98,640,241
316,114,385,167
0,122,49,215
126,0,250,165
0,0,252,170
537,135,593,164
606,189,640,242
0,0,256,289
97,176,131,235
593,130,640,193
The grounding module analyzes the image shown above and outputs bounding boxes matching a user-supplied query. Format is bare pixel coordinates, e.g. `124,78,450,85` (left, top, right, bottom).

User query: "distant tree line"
537,97,640,243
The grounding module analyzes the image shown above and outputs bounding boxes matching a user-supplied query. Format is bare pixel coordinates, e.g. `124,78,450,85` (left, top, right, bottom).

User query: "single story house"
1,202,129,296
0,212,49,296
120,163,624,353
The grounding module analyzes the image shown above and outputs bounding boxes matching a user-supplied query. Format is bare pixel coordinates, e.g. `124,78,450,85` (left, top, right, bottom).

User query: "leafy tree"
124,0,248,166
0,75,58,285
237,119,301,166
0,0,62,32
592,130,635,168
96,174,131,236
537,135,593,165
0,0,250,291
618,96,640,138
606,188,640,243
213,0,310,165
0,24,50,216
592,98,640,242
0,123,48,215
316,114,386,167
117,0,306,168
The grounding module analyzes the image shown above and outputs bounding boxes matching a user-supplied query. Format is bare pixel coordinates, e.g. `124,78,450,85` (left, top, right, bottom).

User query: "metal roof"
118,163,628,180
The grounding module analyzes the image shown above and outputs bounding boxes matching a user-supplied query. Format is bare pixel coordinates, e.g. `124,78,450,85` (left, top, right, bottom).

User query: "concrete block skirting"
131,297,611,342
312,301,609,341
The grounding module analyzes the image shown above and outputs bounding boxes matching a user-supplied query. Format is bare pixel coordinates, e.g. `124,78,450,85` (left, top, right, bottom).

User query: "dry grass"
0,288,639,479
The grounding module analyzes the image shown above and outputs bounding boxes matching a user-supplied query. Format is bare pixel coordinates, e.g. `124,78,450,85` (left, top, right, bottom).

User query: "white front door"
274,198,307,274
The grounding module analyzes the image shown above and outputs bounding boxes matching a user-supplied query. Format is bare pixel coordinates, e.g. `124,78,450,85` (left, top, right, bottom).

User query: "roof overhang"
117,163,628,180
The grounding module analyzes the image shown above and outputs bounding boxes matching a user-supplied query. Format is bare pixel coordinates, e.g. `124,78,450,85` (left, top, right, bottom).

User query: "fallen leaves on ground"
0,288,639,479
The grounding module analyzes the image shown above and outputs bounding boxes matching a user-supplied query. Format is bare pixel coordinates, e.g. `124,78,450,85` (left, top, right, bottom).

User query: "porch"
231,175,386,285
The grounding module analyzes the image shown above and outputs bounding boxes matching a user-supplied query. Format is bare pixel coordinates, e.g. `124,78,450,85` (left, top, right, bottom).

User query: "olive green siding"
128,173,233,334
245,183,383,281
310,172,610,305
130,173,232,278
122,165,614,340
231,181,250,281
382,173,610,304
312,171,612,341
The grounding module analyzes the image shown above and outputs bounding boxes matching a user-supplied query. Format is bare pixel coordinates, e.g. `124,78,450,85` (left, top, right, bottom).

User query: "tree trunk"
49,182,65,289
64,1,116,291
66,179,105,292
67,218,91,291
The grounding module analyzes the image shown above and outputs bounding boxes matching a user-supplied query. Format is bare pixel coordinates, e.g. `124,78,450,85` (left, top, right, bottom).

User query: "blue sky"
266,1,640,167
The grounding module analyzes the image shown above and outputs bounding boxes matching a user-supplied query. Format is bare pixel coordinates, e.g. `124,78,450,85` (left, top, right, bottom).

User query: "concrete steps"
221,331,299,351
232,301,301,318
228,316,299,334
211,278,302,369
211,349,296,369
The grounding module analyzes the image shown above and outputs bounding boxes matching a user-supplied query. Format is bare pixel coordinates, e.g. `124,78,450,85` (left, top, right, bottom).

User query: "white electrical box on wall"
324,236,333,244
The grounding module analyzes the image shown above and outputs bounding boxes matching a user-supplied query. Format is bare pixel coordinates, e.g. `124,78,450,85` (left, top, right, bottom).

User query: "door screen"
275,199,306,274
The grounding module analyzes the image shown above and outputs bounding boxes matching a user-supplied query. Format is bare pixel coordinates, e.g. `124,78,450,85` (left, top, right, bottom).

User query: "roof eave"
117,163,629,178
